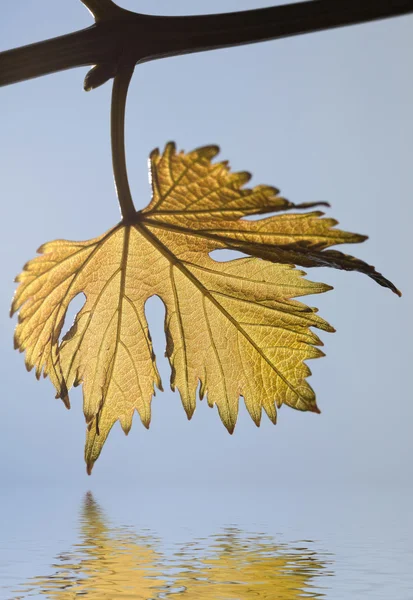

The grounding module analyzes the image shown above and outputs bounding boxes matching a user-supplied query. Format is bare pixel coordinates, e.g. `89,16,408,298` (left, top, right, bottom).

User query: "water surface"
1,485,412,599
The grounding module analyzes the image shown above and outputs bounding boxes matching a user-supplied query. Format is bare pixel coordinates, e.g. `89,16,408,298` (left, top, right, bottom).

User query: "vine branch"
111,66,136,222
0,0,412,89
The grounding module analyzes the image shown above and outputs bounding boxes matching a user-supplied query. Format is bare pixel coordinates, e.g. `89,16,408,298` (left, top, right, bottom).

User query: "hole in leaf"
144,294,169,375
242,211,283,221
59,293,86,344
209,249,249,262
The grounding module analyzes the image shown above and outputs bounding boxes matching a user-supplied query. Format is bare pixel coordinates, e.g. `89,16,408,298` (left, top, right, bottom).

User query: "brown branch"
1,0,412,89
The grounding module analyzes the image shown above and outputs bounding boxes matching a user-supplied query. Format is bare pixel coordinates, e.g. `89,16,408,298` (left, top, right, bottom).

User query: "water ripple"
10,492,333,599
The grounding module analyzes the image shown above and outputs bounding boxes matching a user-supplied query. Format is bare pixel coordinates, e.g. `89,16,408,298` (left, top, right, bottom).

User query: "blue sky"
0,1,412,487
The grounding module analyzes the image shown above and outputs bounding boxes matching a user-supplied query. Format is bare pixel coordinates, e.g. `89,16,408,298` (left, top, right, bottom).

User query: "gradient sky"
0,1,412,487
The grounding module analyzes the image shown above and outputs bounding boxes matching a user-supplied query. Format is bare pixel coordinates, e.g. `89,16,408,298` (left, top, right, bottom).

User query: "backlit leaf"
11,143,399,472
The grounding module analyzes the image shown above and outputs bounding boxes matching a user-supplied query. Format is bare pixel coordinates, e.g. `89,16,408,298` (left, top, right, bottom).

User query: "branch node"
80,0,125,22
84,62,118,91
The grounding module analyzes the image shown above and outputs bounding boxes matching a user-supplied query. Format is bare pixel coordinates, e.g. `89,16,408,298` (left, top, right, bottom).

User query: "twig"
81,0,126,21
0,0,412,89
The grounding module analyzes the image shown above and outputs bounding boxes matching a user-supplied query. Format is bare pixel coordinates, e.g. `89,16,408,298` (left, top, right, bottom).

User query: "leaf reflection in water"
16,492,166,599
15,492,332,599
171,529,329,599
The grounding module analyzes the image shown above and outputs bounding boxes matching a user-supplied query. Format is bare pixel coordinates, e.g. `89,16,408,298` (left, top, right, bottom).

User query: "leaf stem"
111,65,136,222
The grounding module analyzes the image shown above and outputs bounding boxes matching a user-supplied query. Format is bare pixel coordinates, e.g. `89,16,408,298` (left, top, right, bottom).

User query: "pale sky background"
0,1,412,488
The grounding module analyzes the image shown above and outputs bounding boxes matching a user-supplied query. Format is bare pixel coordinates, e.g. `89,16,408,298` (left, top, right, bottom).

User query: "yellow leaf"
11,143,399,472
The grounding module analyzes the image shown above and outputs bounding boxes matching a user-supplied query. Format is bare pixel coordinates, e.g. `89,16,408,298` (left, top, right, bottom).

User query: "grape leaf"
11,143,399,473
